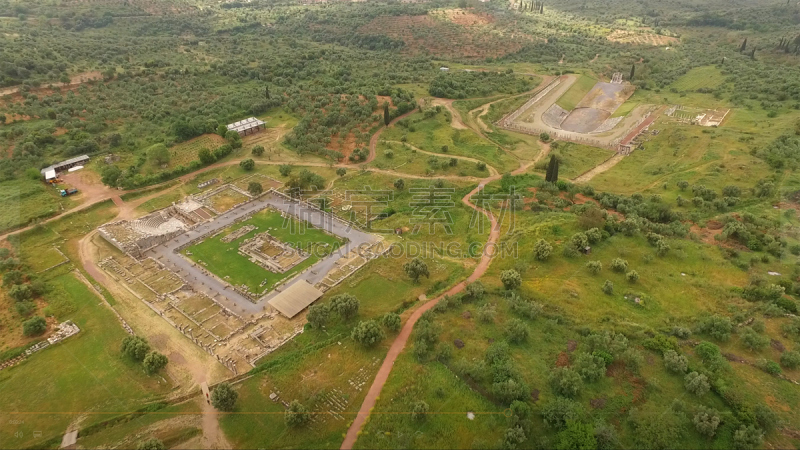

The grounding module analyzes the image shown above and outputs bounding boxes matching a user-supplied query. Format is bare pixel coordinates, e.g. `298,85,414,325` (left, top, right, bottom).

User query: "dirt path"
365,109,418,165
572,153,625,183
0,71,103,98
384,140,500,176
340,177,501,450
339,157,534,450
467,75,556,139
430,98,468,130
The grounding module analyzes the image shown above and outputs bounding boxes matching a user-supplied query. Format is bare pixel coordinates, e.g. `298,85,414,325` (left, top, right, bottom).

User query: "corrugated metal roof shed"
226,117,266,134
268,280,323,318
40,155,90,175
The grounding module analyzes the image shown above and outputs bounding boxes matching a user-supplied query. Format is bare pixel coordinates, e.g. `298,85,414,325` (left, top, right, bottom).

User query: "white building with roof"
227,117,266,137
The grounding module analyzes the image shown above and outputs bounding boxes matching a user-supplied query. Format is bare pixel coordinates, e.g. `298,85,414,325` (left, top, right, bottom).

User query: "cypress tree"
751,47,757,60
740,38,747,52
552,158,559,183
630,64,635,80
383,103,390,126
265,86,270,99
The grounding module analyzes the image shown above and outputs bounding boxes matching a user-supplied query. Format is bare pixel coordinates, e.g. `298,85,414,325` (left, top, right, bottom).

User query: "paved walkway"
146,192,380,316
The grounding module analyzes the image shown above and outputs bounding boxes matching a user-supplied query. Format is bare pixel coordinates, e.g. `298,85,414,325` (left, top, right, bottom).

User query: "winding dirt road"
339,159,533,450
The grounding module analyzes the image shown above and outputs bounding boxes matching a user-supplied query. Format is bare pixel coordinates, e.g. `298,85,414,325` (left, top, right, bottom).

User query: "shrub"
279,164,293,177
696,315,733,341
121,336,150,361
8,284,32,302
411,401,429,421
741,327,769,351
602,280,613,295
251,145,265,156
285,400,310,427
14,301,35,317
694,341,726,371
501,269,522,290
381,312,402,332
509,296,542,319
330,294,359,319
733,425,763,450
754,404,779,432
643,334,680,355
211,383,238,412
502,426,527,450
307,304,330,329
663,350,689,373
478,304,496,323
492,377,530,404
610,258,628,272
626,270,640,283
22,316,46,337
550,367,582,398
403,258,429,283
556,421,596,450
247,181,263,196
505,319,529,343
574,352,606,382
684,371,710,396
239,158,255,171
780,350,800,369
693,407,721,437
570,232,589,250
761,360,782,375
585,228,602,244
137,438,166,450
540,397,583,429
351,320,385,347
534,239,553,261
465,281,485,300
142,351,168,375
585,261,602,274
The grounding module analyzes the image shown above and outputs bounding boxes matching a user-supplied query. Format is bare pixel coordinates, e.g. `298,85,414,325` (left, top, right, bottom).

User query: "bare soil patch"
357,14,533,60
434,8,494,26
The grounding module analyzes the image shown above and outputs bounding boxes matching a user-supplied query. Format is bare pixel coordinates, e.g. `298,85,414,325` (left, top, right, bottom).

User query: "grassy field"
354,352,507,449
75,402,201,449
328,171,485,251
544,142,616,180
556,75,598,111
609,98,640,118
370,141,490,178
0,177,80,234
588,117,773,195
380,110,517,173
165,134,226,170
378,196,800,449
221,245,471,449
221,334,390,449
0,272,171,449
671,65,727,92
183,209,343,295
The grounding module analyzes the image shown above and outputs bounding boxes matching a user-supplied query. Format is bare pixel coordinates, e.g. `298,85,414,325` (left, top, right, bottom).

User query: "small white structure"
44,169,57,181
440,66,449,72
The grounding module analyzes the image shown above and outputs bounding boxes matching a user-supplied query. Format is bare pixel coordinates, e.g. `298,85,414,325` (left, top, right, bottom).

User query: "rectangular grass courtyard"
182,209,344,296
